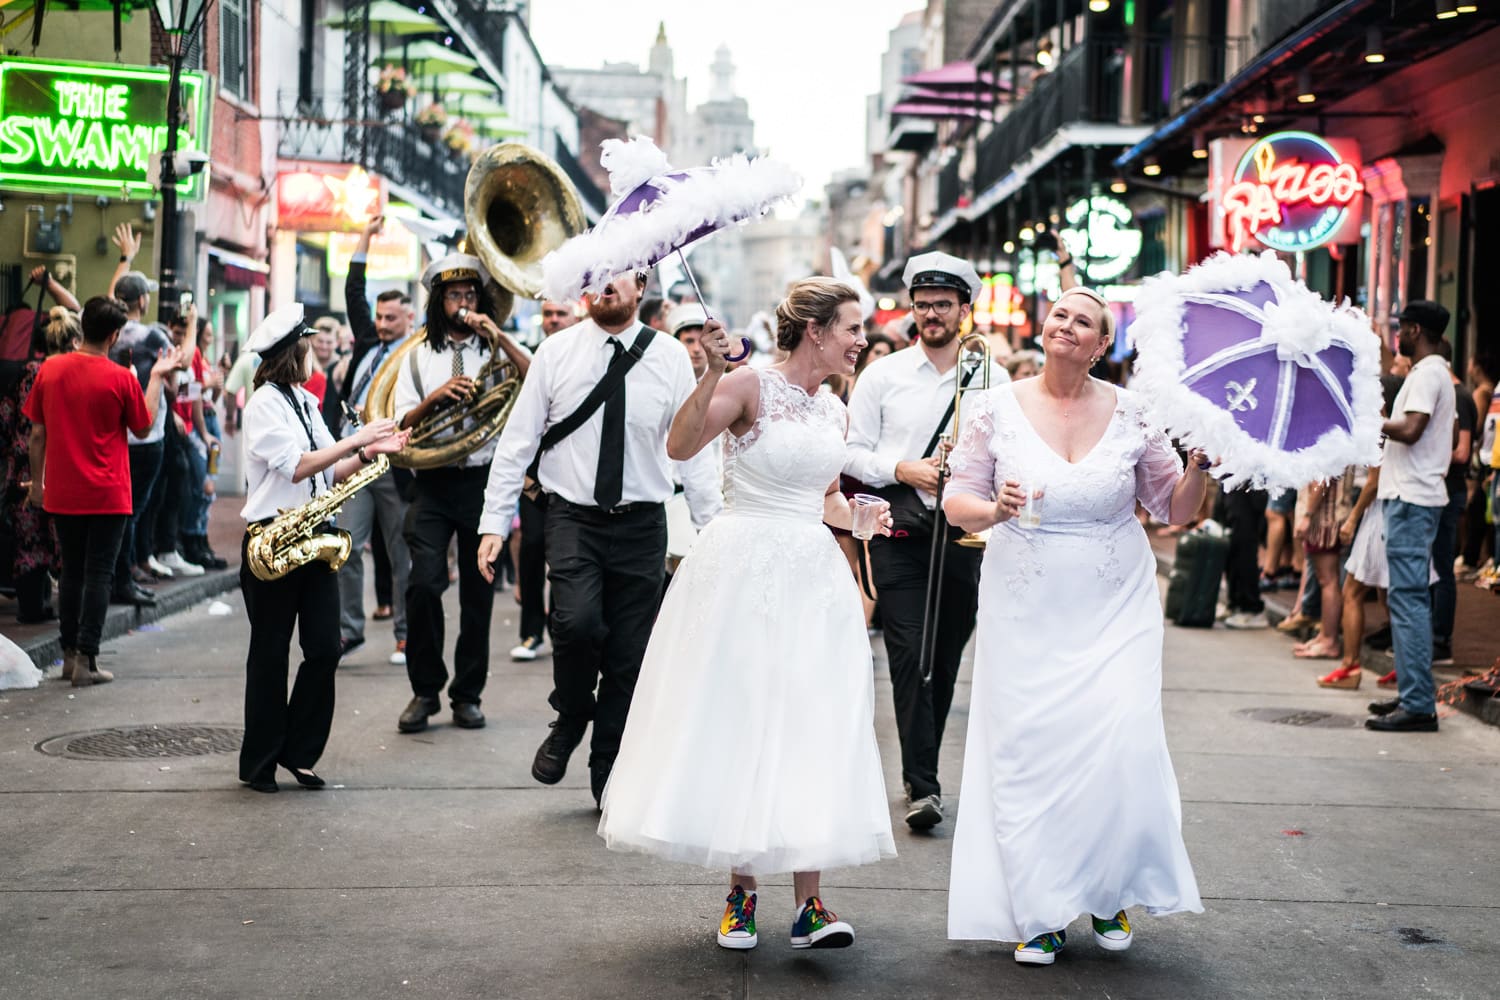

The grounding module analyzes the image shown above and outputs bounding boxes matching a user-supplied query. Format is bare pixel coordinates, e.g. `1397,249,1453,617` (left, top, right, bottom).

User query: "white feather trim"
598,136,673,199
830,247,876,320
541,152,802,302
1131,251,1384,491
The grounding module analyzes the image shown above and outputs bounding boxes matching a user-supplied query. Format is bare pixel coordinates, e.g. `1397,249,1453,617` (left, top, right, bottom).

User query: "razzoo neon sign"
1215,132,1363,253
0,58,211,200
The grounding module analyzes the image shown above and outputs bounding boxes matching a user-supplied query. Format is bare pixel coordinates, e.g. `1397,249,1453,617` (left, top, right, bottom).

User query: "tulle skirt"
598,513,896,875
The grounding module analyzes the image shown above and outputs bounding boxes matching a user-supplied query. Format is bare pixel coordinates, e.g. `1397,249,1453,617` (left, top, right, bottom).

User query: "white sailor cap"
902,251,982,304
246,303,314,359
421,253,490,292
666,302,709,336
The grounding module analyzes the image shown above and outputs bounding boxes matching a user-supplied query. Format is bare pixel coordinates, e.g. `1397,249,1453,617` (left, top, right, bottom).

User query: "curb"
21,569,241,670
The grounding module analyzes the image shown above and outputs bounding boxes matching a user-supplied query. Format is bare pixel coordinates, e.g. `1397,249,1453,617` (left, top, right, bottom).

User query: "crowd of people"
5,222,1496,965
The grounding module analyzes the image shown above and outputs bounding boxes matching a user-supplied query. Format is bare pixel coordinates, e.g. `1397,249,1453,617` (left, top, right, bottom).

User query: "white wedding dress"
599,368,896,875
945,383,1203,943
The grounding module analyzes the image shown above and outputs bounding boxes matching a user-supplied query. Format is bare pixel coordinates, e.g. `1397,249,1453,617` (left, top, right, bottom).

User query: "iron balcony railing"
936,153,964,217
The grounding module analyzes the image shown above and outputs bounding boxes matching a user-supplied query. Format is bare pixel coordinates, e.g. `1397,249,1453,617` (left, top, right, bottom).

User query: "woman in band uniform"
239,304,408,793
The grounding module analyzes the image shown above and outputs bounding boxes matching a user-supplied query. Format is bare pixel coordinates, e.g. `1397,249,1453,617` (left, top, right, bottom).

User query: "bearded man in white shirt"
844,251,1008,832
393,255,531,735
477,270,721,808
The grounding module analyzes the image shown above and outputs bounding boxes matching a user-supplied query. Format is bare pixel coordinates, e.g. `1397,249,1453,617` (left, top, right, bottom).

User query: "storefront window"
1407,197,1431,307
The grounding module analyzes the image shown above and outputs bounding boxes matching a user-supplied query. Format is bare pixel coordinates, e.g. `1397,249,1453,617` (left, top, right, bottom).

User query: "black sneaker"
1432,642,1454,666
1366,625,1393,651
532,717,587,784
339,635,366,658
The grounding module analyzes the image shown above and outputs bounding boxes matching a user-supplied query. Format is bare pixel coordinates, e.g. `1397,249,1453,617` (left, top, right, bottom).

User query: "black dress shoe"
452,702,486,729
398,695,441,733
340,635,366,658
282,765,326,788
1368,698,1400,716
590,763,611,809
532,717,587,784
111,583,158,607
16,606,56,625
1365,708,1439,732
130,568,156,586
242,778,279,793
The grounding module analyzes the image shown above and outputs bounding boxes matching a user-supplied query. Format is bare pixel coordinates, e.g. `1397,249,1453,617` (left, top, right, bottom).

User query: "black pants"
403,468,494,705
870,534,980,801
116,441,163,579
545,498,666,771
517,491,548,642
238,532,341,784
372,525,393,607
54,514,128,656
1221,487,1268,614
1461,474,1490,568
152,421,189,555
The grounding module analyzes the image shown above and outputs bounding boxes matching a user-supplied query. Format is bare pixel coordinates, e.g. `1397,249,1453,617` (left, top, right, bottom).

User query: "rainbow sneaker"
789,896,854,949
1091,911,1133,951
1014,930,1066,965
717,886,758,950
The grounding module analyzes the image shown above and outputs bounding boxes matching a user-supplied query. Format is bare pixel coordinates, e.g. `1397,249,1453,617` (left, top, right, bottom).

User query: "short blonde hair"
775,277,860,351
1055,287,1115,345
42,306,81,355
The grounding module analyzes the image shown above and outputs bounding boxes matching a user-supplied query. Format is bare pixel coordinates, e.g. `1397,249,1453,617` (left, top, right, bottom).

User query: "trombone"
918,333,992,685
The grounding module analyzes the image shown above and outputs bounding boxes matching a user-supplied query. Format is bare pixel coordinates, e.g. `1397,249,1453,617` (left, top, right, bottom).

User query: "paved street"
3,574,1498,1000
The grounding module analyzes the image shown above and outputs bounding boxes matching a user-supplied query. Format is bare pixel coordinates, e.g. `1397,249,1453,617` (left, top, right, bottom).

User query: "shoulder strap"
273,383,323,498
527,327,657,478
407,347,425,402
921,362,981,459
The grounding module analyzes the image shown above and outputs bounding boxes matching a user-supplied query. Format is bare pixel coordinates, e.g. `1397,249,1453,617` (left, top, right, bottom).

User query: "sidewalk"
1,498,247,669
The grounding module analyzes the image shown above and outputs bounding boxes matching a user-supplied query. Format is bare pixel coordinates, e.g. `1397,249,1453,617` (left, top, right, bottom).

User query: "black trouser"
518,491,548,642
116,440,163,579
544,498,666,771
1221,487,1268,614
870,534,980,801
152,420,189,556
403,468,494,706
238,532,341,784
54,514,128,656
372,525,393,607
1461,473,1490,568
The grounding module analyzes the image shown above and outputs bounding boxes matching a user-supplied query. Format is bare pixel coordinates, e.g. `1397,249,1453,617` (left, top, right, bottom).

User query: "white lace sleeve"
1133,400,1184,523
946,390,997,501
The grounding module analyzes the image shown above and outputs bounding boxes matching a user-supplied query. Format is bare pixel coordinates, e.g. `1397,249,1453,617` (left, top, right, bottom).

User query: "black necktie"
594,338,627,509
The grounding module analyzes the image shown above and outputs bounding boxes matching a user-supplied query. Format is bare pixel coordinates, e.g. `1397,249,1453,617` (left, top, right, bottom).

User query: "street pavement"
2,566,1498,1000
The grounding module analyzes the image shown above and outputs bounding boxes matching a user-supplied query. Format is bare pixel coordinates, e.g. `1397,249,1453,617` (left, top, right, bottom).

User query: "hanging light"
1363,26,1385,63
1089,0,1110,10
1019,225,1036,241
1036,39,1054,67
1436,0,1458,19
1110,177,1128,194
1295,68,1316,104
1192,130,1208,159
1143,158,1162,177
1456,1,1477,11
1002,240,1017,254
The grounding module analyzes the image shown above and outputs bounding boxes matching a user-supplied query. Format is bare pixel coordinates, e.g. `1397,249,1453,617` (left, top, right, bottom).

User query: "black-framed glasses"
912,300,958,316
444,289,479,304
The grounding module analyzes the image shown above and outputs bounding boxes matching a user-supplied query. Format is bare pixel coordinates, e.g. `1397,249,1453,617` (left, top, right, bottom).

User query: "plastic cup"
1016,482,1044,529
850,494,886,540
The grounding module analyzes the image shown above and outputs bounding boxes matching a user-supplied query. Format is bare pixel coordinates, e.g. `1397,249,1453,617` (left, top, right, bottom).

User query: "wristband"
357,446,373,464
119,255,129,263
1057,256,1073,269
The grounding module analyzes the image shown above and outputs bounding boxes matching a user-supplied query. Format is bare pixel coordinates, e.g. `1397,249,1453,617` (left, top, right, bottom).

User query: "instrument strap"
922,362,981,459
273,383,324,500
525,326,657,481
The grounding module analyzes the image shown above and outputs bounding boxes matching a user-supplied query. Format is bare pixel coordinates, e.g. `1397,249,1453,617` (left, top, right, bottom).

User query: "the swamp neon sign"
0,58,211,200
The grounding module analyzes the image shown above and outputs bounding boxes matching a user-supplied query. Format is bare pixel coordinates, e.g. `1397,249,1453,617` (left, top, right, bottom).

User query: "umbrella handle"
677,250,752,363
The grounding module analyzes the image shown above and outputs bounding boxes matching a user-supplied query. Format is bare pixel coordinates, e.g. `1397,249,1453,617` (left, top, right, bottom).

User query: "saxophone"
246,454,390,582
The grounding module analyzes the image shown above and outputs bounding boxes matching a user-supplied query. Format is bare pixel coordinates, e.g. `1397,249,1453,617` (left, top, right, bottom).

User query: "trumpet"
918,334,993,683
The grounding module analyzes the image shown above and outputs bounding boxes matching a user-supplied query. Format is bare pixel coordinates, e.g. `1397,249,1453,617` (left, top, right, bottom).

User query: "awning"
890,102,995,122
206,245,269,289
902,61,998,90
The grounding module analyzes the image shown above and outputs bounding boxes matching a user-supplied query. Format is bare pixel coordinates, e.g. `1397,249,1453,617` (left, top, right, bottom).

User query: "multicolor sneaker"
1014,930,1066,965
789,897,853,949
1091,911,1133,951
717,886,757,950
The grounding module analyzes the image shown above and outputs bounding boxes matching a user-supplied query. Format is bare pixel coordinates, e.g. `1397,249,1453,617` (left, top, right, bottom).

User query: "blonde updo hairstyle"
1055,287,1116,353
42,306,81,356
774,277,861,352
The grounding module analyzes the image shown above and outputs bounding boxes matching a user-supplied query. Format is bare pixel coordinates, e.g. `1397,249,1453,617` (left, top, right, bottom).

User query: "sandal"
1376,670,1398,688
1294,640,1341,660
1317,664,1362,689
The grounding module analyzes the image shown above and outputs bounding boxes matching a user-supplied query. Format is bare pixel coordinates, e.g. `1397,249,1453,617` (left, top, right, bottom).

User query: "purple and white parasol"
1131,251,1383,490
541,137,800,362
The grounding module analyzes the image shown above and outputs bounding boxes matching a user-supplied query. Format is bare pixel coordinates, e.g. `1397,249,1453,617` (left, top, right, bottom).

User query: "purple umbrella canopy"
1131,251,1383,490
541,137,801,304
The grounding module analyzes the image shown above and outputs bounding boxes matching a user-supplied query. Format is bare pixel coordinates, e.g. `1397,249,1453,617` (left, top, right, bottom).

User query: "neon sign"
1221,132,1363,253
0,58,211,200
276,165,387,233
1060,195,1142,282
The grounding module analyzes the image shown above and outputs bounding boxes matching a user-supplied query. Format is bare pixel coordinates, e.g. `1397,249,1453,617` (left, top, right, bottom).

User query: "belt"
552,496,663,516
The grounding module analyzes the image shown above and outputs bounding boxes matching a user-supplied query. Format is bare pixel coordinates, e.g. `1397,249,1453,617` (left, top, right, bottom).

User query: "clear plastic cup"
850,494,886,540
1016,482,1044,529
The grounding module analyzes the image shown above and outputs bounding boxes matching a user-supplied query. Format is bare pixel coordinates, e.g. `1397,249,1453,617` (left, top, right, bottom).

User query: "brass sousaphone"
363,143,586,468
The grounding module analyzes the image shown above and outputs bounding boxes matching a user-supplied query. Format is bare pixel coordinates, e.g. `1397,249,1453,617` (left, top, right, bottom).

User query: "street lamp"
152,0,213,322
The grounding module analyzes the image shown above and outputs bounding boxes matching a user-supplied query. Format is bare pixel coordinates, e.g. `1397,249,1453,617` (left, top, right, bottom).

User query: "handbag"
871,365,979,540
521,327,657,504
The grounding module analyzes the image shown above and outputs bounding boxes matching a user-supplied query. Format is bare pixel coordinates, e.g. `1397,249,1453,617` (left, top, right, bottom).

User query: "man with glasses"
844,251,1008,832
392,253,531,735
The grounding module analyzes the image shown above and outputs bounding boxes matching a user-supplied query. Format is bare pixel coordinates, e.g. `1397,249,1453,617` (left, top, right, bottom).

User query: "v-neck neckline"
1008,382,1121,466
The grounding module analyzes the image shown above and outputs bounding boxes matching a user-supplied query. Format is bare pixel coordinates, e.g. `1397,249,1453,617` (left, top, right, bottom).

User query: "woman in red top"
24,297,183,687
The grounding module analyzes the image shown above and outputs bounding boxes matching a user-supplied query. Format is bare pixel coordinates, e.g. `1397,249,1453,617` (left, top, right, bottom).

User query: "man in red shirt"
24,297,183,687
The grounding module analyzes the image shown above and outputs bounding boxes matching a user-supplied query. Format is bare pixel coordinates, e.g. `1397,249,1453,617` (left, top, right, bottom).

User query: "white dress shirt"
844,345,1009,508
341,333,409,437
479,318,721,536
241,382,340,522
393,332,523,468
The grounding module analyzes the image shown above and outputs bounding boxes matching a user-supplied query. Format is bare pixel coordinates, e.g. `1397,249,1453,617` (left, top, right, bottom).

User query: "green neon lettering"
79,119,111,170
105,85,128,121
35,116,84,167
112,123,154,171
0,117,37,165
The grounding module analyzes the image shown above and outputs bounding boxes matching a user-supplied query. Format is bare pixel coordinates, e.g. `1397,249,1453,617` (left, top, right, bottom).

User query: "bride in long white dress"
599,278,896,953
942,287,1208,966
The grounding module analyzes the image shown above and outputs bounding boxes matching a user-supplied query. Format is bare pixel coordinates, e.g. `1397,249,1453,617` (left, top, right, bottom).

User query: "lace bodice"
722,368,847,522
